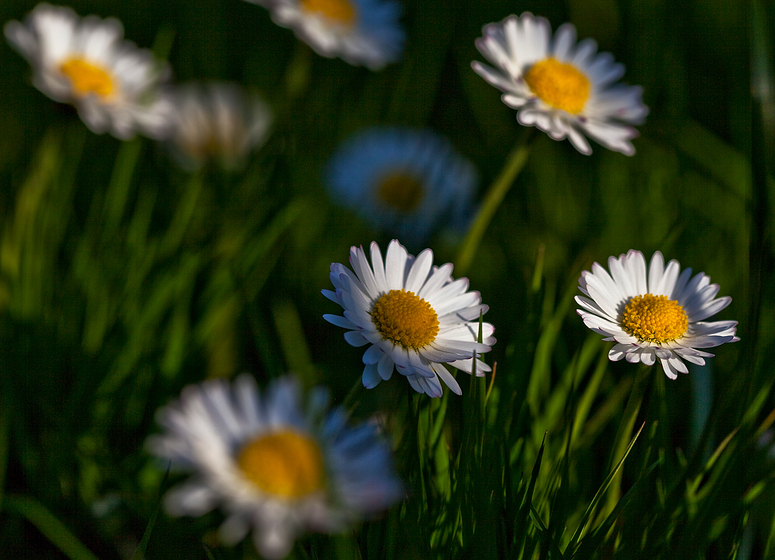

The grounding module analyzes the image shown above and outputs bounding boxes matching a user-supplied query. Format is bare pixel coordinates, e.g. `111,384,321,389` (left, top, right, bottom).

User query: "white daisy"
323,240,496,397
575,250,739,379
325,127,477,245
244,0,405,70
167,82,273,171
4,3,173,140
147,375,403,560
471,12,649,155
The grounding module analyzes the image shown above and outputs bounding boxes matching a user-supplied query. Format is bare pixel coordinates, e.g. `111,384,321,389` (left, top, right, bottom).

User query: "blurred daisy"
167,82,273,171
323,240,495,397
576,250,738,379
471,12,648,155
325,127,477,246
147,375,403,560
244,0,404,70
5,3,172,140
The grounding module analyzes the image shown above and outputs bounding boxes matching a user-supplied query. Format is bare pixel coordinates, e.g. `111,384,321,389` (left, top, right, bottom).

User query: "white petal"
385,240,408,290
370,241,388,292
640,348,656,366
344,331,369,347
655,259,681,296
659,357,678,380
362,363,382,388
362,343,384,365
431,362,462,395
688,296,731,322
647,251,664,294
608,343,632,361
405,248,433,294
377,352,394,380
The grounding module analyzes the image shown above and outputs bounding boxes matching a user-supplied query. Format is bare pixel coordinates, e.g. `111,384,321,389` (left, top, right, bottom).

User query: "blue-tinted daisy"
576,250,738,379
4,3,173,140
325,127,477,245
472,12,648,155
147,375,403,560
323,240,495,397
167,82,273,171
243,0,404,70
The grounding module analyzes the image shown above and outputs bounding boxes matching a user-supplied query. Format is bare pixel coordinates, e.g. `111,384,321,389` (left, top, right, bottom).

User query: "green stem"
104,138,144,237
604,364,652,515
284,41,312,104
342,375,364,412
454,139,530,276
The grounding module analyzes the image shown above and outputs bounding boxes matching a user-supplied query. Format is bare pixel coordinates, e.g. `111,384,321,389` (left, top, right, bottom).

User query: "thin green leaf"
566,422,646,552
130,463,171,560
4,495,99,560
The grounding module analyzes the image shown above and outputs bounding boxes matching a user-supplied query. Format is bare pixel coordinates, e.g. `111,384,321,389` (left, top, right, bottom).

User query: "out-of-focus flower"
167,82,273,171
323,240,495,397
4,3,173,140
325,127,477,245
147,375,403,560
244,0,404,70
472,12,648,155
576,250,738,379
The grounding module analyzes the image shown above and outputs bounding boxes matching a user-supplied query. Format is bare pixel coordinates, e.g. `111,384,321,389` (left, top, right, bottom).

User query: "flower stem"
604,364,652,515
454,137,530,276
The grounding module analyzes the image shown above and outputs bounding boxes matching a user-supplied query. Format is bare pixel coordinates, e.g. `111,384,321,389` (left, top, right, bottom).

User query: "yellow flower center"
59,58,116,99
237,430,324,499
300,0,357,26
376,172,424,212
371,289,439,350
621,294,689,344
524,58,590,114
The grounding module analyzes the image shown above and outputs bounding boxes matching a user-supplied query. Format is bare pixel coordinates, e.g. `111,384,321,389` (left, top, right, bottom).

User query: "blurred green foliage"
1,0,772,558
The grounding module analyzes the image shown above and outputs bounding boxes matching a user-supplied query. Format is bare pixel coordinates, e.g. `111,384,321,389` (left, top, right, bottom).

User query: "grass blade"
4,495,99,560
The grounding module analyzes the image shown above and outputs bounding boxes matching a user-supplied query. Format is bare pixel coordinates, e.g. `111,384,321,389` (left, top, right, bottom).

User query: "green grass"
0,0,771,558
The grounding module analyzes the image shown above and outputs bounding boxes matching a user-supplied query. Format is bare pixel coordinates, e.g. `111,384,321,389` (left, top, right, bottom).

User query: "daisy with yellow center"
167,82,273,171
4,3,173,140
147,375,403,560
576,250,738,379
243,0,405,70
323,240,496,397
325,127,478,245
471,12,649,155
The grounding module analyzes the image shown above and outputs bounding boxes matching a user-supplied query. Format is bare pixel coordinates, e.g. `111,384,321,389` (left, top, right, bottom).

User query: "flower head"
323,240,495,397
472,12,648,155
4,3,173,140
167,82,273,171
244,0,404,70
325,127,477,245
147,375,403,560
576,250,738,379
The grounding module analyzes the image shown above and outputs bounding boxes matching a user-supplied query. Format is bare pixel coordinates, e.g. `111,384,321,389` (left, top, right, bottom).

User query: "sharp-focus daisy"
325,127,477,245
167,82,273,171
4,3,173,140
471,12,648,155
147,375,403,560
243,0,404,70
323,240,495,397
575,250,738,379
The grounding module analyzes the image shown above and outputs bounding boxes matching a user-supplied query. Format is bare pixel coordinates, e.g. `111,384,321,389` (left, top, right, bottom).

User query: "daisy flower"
471,12,648,155
243,0,404,70
325,127,477,245
323,240,495,397
147,375,403,560
4,3,173,140
575,250,738,379
167,82,273,171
